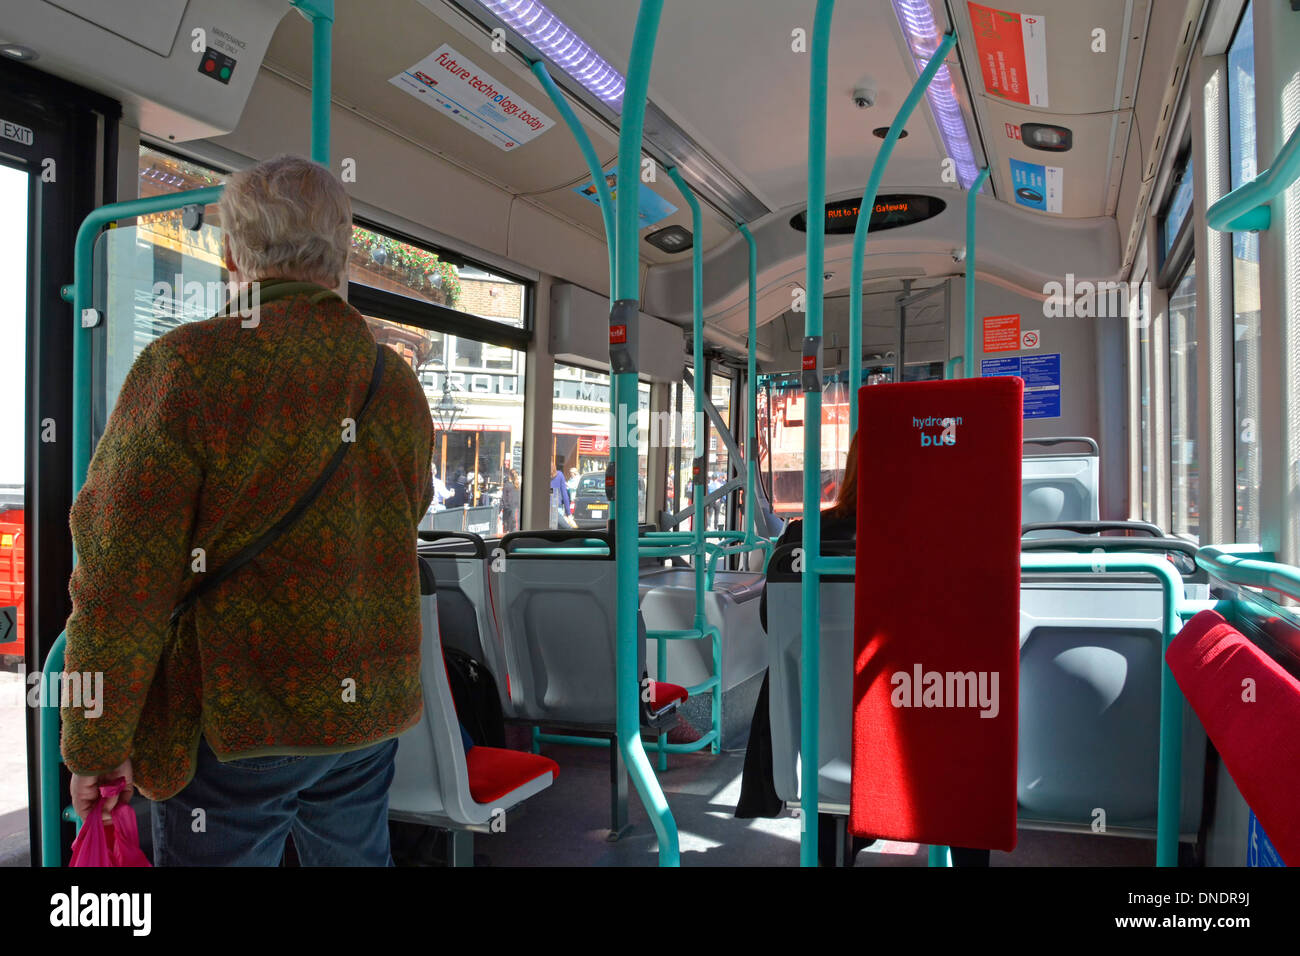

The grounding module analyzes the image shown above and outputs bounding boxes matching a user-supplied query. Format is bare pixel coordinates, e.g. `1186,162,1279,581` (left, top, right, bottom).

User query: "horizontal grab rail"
1196,546,1300,604
1207,121,1300,233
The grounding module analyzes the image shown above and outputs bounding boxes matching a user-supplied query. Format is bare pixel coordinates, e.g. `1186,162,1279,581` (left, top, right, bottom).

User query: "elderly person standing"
61,155,434,866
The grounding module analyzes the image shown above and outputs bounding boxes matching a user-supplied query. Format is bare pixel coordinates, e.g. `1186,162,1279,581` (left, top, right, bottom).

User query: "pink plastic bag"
69,779,152,867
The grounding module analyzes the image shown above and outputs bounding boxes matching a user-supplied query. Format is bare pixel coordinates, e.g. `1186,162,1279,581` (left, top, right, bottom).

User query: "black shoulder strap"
169,346,387,625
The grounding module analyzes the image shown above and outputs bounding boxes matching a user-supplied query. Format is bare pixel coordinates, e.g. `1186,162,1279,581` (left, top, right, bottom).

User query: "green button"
220,67,231,79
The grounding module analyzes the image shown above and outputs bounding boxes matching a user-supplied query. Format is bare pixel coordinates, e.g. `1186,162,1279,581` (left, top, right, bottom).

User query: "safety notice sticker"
1010,158,1063,214
967,4,1049,108
982,314,1021,352
391,44,554,151
981,352,1061,419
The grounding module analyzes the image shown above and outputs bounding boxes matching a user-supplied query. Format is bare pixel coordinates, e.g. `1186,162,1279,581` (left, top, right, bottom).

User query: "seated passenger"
61,155,434,866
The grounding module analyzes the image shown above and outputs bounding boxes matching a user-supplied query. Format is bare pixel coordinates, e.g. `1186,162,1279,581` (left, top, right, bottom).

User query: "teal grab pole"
800,0,836,868
1207,121,1300,232
1196,545,1300,601
944,356,963,379
530,60,616,298
737,223,760,552
614,0,679,867
668,165,722,758
848,31,956,430
962,166,991,378
666,167,709,640
1022,552,1187,866
290,0,335,166
39,635,67,865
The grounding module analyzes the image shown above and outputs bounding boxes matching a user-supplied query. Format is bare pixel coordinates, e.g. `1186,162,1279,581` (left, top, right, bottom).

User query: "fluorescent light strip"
476,0,626,110
890,0,981,189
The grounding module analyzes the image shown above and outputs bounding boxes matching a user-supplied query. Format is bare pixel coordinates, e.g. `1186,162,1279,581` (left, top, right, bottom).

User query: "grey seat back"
1023,437,1100,529
765,542,856,810
1019,572,1207,834
495,530,644,727
418,531,511,716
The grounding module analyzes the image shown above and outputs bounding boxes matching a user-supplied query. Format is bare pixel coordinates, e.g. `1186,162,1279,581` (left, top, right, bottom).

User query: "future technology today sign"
391,44,555,152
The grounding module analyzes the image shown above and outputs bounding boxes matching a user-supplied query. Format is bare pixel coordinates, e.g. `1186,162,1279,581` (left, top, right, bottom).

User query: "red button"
204,59,215,72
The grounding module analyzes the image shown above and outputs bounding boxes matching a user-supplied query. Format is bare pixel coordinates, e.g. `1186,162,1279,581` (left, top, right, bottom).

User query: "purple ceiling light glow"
477,0,626,111
890,0,981,189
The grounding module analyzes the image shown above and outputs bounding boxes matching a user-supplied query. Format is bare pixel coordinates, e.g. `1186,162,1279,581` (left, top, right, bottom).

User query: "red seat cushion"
465,747,559,805
850,378,1022,852
1166,610,1300,865
651,681,688,709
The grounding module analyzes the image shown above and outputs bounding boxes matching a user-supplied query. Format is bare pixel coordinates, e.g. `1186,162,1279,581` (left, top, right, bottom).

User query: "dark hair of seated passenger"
826,431,859,520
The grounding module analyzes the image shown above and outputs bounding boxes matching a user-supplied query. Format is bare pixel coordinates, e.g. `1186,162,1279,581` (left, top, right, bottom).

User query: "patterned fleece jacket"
62,280,434,800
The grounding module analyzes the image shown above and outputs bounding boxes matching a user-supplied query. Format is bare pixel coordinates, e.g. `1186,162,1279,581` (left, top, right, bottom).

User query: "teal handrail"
733,224,774,570
40,1,335,867
962,166,991,377
1196,546,1300,602
848,31,956,431
536,55,723,773
738,224,760,550
800,0,836,868
613,0,680,867
529,60,616,298
667,166,723,765
1021,552,1190,866
294,0,336,166
1207,120,1300,232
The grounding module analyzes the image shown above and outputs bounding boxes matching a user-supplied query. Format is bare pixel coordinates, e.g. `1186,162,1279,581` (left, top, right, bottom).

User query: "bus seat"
418,531,512,717
1167,610,1300,865
389,556,557,839
1019,574,1207,833
764,542,856,810
495,530,684,731
494,530,685,839
639,567,767,738
1022,437,1100,530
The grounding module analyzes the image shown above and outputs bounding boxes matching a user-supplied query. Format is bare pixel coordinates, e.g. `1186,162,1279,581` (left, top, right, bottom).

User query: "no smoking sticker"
1021,330,1040,350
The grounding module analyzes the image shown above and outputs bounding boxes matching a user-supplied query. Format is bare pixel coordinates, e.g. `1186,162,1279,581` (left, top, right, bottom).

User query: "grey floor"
473,740,1157,867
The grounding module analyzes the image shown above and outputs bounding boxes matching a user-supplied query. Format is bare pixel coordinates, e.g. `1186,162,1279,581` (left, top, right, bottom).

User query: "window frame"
1156,141,1197,290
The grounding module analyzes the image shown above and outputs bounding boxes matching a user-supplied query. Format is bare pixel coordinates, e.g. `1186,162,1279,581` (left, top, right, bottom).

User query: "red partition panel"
849,378,1022,851
1167,610,1300,865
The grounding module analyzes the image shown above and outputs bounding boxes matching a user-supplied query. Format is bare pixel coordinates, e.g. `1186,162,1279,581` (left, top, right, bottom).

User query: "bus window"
550,362,649,529
757,372,852,520
1169,265,1199,539
1228,1,1261,542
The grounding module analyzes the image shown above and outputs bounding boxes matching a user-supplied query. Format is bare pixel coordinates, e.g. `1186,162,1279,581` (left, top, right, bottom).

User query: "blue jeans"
151,736,399,866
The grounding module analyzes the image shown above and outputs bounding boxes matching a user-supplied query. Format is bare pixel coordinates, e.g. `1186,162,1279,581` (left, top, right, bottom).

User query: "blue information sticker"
981,353,1061,420
1010,158,1047,211
1248,811,1286,867
573,169,678,230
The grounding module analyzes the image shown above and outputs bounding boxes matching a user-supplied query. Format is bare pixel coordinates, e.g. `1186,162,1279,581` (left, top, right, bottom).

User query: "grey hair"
220,155,351,286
